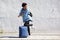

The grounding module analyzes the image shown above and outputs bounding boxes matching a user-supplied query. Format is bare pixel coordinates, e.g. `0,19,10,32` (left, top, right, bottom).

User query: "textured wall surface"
0,0,60,36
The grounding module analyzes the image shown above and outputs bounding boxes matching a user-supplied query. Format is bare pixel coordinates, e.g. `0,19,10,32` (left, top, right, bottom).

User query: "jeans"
24,21,31,35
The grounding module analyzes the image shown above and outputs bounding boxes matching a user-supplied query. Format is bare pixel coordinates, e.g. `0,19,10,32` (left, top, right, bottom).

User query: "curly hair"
22,3,27,7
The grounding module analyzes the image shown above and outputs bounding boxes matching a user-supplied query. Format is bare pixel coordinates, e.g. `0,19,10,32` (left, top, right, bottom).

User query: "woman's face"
23,5,27,9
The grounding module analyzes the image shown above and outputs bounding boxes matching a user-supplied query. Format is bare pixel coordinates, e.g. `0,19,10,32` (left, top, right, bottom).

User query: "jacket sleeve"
19,9,23,16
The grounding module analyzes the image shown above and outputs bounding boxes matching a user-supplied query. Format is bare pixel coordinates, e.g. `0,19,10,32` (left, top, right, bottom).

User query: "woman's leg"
27,21,31,35
24,21,31,35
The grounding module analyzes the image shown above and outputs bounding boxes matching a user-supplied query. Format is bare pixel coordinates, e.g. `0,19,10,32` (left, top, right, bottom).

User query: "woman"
18,3,33,35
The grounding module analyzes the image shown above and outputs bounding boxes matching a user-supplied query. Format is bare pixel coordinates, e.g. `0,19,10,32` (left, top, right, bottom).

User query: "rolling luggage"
19,26,28,38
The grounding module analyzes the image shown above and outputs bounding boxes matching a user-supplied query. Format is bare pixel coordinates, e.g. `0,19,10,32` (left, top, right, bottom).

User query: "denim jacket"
19,8,32,22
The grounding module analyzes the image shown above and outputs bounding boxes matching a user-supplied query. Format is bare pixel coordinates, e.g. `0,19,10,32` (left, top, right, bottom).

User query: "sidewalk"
0,32,60,40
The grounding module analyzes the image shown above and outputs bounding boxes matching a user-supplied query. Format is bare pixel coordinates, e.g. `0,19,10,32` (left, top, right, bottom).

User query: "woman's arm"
18,13,23,17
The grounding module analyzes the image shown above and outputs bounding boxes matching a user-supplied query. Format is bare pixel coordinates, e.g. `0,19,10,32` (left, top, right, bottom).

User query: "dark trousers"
24,21,31,35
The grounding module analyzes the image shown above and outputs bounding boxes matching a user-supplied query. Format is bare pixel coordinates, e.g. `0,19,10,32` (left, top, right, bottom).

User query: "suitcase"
19,26,28,38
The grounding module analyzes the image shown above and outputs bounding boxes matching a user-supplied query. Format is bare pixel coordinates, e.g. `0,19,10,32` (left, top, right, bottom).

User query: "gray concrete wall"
0,0,60,35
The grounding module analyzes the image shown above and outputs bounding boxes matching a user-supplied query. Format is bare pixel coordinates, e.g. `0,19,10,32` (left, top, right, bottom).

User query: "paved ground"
0,32,60,40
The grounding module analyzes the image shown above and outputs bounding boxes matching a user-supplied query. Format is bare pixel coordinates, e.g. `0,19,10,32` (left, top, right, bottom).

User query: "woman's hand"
18,15,20,17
